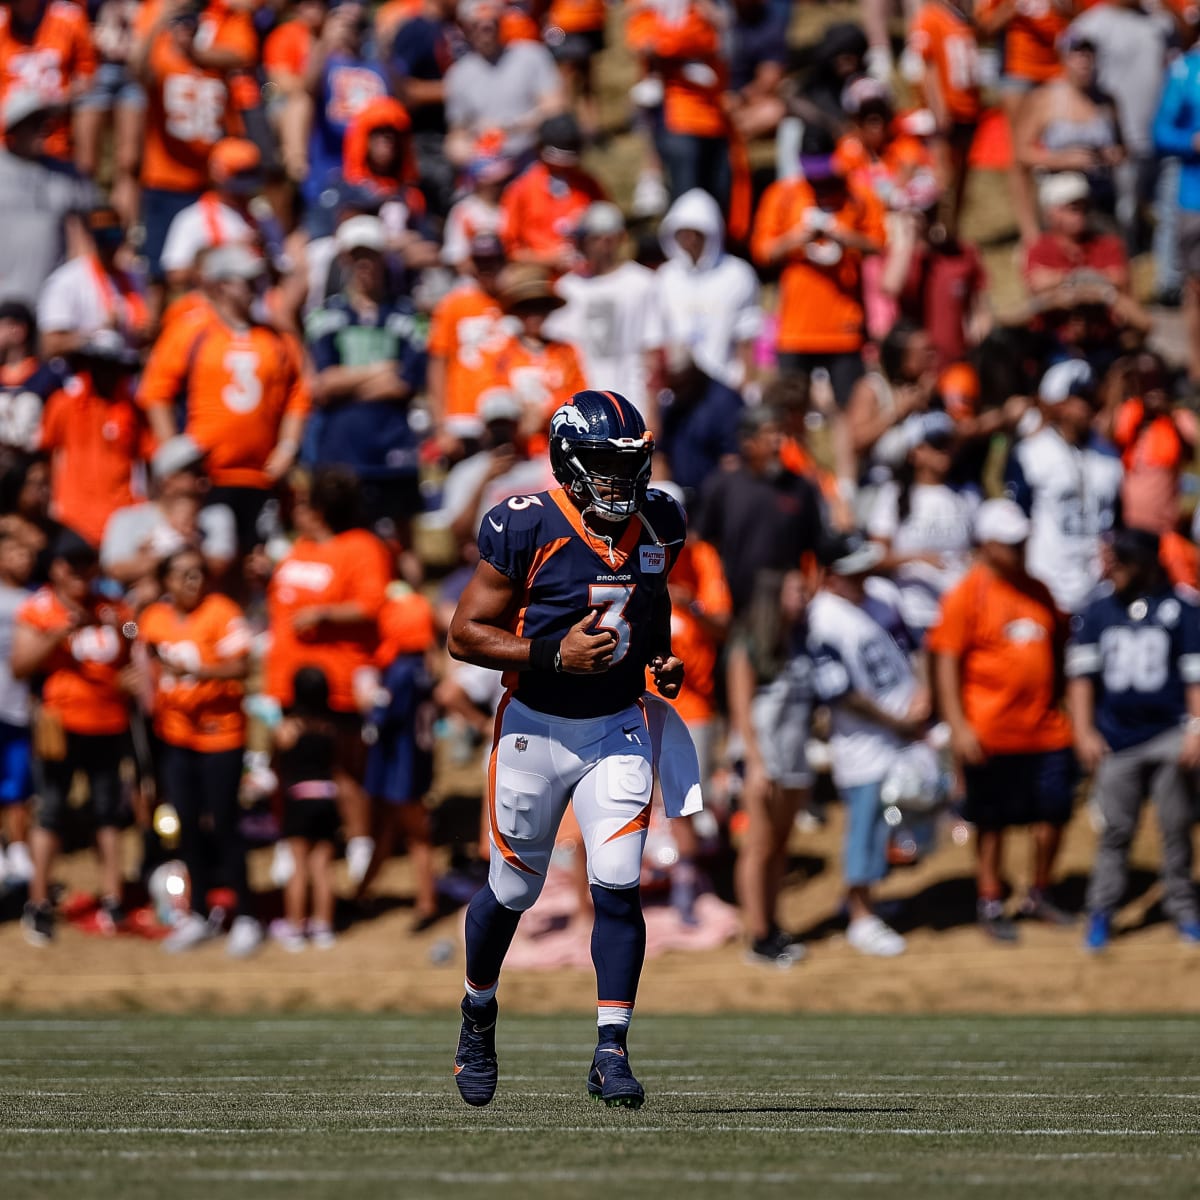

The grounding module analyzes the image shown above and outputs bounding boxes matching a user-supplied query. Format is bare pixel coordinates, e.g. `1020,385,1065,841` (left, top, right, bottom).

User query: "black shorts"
205,485,276,555
777,351,864,409
963,747,1078,831
34,731,129,834
282,797,341,843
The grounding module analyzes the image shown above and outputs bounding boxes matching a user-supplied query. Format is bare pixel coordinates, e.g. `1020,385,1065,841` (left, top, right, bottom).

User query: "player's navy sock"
590,884,645,1033
463,885,523,1006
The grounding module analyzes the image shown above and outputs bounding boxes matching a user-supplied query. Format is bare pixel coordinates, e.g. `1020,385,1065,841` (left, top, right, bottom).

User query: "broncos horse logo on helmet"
549,390,654,521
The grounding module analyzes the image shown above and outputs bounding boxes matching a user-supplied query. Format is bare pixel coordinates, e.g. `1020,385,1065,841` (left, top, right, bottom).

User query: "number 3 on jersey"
222,349,262,413
589,583,634,665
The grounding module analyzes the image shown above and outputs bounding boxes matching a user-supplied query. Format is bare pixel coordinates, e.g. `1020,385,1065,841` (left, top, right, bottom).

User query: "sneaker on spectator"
4,841,33,883
21,900,53,947
345,836,374,887
1083,911,1111,954
96,897,126,936
163,912,217,954
269,841,295,888
227,916,264,958
1178,920,1200,945
847,914,906,957
978,898,1018,943
1019,888,1077,926
269,918,306,953
307,920,336,950
745,928,805,967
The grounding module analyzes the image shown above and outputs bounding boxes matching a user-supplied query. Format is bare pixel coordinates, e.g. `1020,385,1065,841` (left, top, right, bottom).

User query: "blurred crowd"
2,0,1200,963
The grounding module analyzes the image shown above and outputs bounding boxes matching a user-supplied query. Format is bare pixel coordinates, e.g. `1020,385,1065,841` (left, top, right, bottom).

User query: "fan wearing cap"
39,331,150,548
0,298,66,456
546,202,665,425
928,498,1077,941
12,529,135,947
866,410,979,636
100,434,237,596
1004,358,1124,614
159,138,261,293
138,245,309,551
443,0,563,167
0,0,96,163
305,213,429,531
427,232,510,446
37,206,148,359
441,132,513,272
1068,526,1200,952
807,532,928,958
498,112,607,275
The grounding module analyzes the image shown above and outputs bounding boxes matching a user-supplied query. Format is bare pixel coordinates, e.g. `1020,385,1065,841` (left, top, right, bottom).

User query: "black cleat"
587,1027,645,1109
21,900,54,947
453,997,498,1107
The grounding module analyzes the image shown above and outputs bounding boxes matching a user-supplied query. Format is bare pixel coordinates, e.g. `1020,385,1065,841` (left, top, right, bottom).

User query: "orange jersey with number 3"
138,309,310,489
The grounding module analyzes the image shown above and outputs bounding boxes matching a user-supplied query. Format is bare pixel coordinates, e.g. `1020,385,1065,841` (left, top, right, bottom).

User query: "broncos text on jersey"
478,486,686,719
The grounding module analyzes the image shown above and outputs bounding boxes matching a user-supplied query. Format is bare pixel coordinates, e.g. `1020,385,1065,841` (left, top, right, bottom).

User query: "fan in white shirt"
544,201,665,423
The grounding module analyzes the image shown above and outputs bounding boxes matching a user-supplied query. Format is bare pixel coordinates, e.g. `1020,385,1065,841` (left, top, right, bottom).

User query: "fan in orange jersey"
474,264,586,447
0,0,96,162
40,332,150,548
137,244,309,552
426,232,510,443
139,544,260,954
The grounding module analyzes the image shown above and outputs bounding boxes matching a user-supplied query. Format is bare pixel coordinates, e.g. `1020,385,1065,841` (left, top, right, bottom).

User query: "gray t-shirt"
444,42,560,157
100,501,238,574
0,151,98,305
0,583,30,727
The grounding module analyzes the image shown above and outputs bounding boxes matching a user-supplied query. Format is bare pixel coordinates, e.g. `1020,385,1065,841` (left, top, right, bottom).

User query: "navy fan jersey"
478,487,687,719
1066,585,1200,751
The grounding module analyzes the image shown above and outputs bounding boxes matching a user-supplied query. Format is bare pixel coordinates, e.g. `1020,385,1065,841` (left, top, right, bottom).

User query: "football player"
447,389,687,1110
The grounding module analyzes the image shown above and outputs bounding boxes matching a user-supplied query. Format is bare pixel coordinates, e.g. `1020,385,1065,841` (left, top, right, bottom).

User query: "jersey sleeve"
1003,445,1034,515
476,499,539,581
1065,602,1103,678
426,295,455,358
925,575,971,657
38,389,67,451
692,539,733,619
809,637,851,703
138,317,198,414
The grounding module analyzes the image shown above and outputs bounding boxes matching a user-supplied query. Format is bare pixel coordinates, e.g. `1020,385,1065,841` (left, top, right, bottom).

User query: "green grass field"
2,1014,1199,1199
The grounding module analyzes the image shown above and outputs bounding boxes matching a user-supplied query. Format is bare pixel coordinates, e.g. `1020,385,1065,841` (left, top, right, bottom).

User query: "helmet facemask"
565,441,652,521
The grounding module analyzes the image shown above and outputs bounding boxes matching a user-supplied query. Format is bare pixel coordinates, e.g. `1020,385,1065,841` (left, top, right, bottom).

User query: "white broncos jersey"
1005,425,1124,614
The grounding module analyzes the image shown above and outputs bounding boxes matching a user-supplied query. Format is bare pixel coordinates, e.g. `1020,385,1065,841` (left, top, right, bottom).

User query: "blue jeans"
841,779,891,888
657,131,730,209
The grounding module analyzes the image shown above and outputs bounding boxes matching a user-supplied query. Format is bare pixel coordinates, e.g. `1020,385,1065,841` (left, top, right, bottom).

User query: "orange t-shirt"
266,529,391,712
499,162,608,262
138,310,311,489
478,334,587,439
926,562,1073,755
627,4,725,137
17,589,131,735
376,589,437,668
263,19,313,80
0,0,96,160
427,284,509,426
40,375,149,547
978,0,1068,84
1113,399,1190,535
908,1,982,124
751,176,887,354
645,538,731,724
139,593,250,752
550,0,607,34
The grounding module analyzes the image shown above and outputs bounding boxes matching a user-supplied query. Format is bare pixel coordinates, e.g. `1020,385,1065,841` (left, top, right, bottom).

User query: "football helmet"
548,390,654,521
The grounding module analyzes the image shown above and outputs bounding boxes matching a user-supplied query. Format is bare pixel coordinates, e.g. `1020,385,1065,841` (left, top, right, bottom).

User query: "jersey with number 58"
1066,583,1200,752
478,486,686,719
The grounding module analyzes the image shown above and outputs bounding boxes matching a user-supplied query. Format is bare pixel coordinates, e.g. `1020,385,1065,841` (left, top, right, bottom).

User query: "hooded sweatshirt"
655,188,762,390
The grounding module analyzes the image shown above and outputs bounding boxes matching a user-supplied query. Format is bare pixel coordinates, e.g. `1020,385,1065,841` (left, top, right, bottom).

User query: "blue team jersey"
305,55,388,203
478,487,687,719
1066,584,1200,751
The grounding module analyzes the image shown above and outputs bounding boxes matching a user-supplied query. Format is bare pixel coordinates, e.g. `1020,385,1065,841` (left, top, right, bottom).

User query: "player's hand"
1076,726,1110,774
651,654,684,699
557,610,617,674
950,721,986,766
1179,729,1200,770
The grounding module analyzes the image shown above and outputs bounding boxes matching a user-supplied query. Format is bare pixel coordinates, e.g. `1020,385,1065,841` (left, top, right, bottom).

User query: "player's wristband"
529,636,559,673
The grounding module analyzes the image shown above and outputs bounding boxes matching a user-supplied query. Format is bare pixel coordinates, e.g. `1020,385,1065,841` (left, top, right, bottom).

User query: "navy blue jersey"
304,55,388,204
1066,584,1200,751
478,487,687,719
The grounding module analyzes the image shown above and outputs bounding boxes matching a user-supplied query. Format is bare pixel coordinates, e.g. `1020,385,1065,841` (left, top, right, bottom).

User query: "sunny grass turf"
1,1015,1199,1200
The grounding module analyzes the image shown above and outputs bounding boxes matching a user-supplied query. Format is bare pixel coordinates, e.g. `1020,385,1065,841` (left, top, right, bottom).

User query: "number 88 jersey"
1066,583,1200,753
478,486,686,719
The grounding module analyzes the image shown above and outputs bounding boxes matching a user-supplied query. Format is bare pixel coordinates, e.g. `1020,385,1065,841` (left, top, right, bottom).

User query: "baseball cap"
0,298,35,327
50,527,100,569
468,232,505,262
841,76,891,116
1039,359,1095,405
819,531,886,576
498,264,564,311
200,243,266,282
78,329,140,368
335,214,386,255
974,498,1031,546
468,129,513,184
209,138,262,185
152,435,205,482
907,410,957,449
1039,171,1090,210
539,113,582,165
86,205,125,246
799,153,841,182
578,201,625,238
3,88,58,131
478,388,522,424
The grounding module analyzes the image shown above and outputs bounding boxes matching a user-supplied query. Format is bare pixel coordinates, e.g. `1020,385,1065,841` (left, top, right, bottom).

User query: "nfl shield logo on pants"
515,736,528,752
